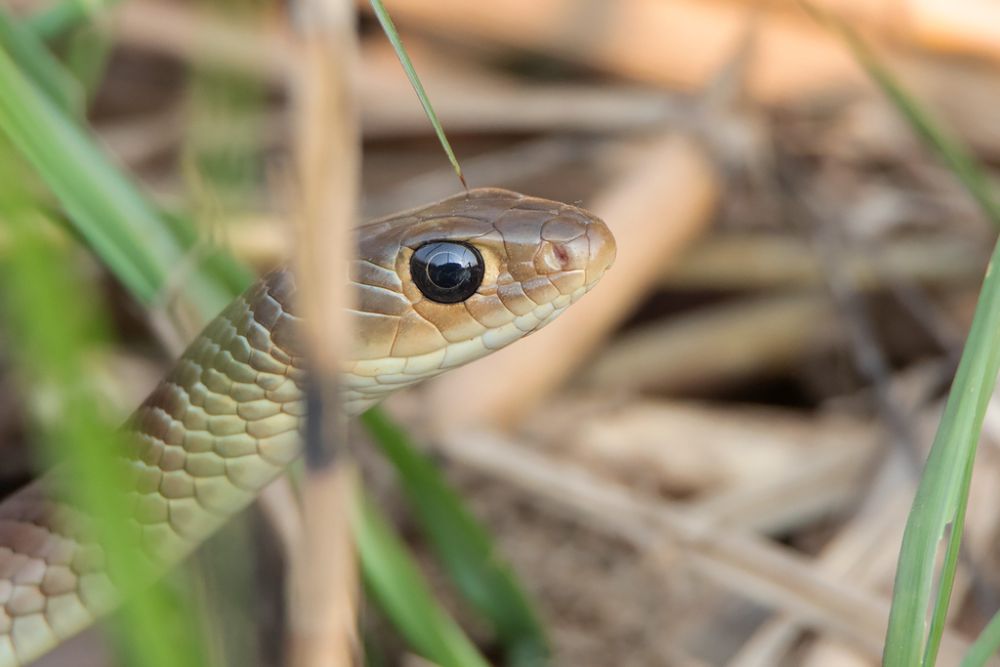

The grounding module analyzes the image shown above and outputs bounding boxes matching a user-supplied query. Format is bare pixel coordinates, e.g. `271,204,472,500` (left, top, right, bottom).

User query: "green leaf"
0,39,248,320
961,608,1000,667
25,0,118,41
0,6,81,113
805,6,1000,666
362,409,549,667
63,22,114,104
354,492,491,667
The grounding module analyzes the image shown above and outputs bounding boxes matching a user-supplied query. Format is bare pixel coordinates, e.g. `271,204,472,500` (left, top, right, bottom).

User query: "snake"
0,188,615,665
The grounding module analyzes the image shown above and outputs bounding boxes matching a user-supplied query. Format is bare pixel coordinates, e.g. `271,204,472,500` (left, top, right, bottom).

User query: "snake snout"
534,210,616,293
585,218,616,284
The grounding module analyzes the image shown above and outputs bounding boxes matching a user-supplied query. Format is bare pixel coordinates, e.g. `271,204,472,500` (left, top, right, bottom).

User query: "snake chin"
523,280,596,336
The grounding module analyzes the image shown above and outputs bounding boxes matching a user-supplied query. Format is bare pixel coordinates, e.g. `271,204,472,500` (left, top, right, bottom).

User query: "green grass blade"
806,5,1000,229
0,6,81,112
961,608,1000,667
354,491,491,667
923,483,972,666
0,40,246,319
0,185,209,667
886,204,1000,667
362,409,549,666
25,0,118,41
0,41,168,301
368,0,466,188
361,7,548,661
856,53,999,227
63,22,114,104
184,65,266,214
803,7,1000,666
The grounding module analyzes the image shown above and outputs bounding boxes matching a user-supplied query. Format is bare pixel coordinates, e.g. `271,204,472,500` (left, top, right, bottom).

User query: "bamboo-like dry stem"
286,0,361,665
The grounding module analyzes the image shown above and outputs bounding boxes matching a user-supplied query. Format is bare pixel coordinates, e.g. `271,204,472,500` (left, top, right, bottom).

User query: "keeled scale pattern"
0,270,308,666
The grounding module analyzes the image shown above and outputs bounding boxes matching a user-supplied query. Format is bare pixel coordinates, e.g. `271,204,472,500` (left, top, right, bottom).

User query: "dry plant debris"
4,0,999,665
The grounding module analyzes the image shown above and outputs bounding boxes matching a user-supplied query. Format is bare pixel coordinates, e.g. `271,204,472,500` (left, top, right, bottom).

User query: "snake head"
345,188,615,413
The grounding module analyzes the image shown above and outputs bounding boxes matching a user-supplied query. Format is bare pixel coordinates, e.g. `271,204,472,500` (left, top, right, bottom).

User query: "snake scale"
0,188,615,665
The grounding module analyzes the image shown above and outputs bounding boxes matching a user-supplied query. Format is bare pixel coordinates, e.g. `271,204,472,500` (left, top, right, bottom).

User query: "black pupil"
410,242,484,304
427,248,472,288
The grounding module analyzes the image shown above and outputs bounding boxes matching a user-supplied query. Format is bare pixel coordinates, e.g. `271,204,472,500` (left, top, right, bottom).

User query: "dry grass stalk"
661,233,987,291
356,39,681,137
428,427,986,665
686,437,878,534
727,456,914,667
285,0,361,664
109,3,676,140
422,134,719,428
520,396,879,534
375,0,1000,100
582,292,841,394
113,0,292,78
904,0,1000,61
527,398,877,527
373,0,858,101
370,1,1000,153
287,468,360,667
108,1,1000,156
729,365,1000,665
688,452,873,535
801,0,1000,63
259,476,305,564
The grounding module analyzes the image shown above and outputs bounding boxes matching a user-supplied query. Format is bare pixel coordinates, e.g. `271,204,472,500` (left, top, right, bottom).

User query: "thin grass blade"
353,491,491,667
0,6,81,112
0,180,209,667
804,4,1000,228
804,5,1000,665
0,39,247,320
63,22,114,104
962,608,1000,667
362,409,549,666
25,0,119,40
368,0,466,188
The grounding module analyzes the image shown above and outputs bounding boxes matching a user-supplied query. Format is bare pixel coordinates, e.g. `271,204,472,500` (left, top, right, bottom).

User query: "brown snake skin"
0,188,615,665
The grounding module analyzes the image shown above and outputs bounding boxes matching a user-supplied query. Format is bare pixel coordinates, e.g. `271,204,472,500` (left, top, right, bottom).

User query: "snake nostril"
553,244,570,268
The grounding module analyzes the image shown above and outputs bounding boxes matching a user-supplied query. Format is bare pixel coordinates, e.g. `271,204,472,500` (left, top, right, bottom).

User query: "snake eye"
410,241,485,304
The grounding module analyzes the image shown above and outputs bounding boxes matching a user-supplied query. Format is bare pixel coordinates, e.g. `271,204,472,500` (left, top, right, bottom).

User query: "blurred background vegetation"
2,0,1000,666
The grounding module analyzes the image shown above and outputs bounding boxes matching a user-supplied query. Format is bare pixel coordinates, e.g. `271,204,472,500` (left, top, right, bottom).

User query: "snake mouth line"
523,280,598,337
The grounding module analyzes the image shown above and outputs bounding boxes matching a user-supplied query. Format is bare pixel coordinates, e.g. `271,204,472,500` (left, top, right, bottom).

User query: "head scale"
344,188,615,414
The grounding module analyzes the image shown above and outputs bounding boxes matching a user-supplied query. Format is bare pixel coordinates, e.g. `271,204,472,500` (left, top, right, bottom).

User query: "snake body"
0,188,615,665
